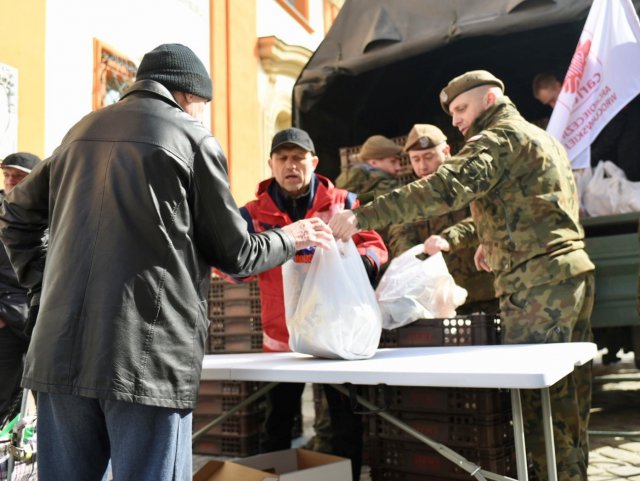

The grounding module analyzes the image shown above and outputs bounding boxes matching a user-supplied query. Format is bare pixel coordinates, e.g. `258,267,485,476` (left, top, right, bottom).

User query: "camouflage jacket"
388,212,496,304
355,97,594,296
335,164,401,205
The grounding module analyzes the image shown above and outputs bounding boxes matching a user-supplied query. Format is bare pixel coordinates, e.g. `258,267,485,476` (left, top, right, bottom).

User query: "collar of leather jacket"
121,79,183,111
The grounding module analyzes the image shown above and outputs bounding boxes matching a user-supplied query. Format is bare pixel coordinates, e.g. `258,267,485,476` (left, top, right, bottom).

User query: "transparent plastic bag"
282,238,382,360
583,160,640,216
375,245,467,330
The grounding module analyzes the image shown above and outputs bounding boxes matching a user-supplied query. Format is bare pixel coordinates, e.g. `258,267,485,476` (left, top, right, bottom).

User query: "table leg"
541,387,558,481
510,389,529,481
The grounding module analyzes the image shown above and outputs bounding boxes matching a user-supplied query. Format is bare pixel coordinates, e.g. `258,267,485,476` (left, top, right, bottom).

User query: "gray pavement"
588,351,640,481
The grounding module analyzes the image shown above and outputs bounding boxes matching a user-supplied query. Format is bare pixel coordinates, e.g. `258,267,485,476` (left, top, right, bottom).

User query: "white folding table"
198,342,597,481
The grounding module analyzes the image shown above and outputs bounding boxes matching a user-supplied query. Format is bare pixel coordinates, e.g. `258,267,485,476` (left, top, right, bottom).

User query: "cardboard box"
194,448,351,481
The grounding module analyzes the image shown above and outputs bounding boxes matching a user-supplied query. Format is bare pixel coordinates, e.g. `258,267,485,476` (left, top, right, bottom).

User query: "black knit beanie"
136,43,213,101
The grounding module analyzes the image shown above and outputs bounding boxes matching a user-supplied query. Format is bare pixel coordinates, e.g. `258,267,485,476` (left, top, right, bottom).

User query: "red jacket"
241,175,388,352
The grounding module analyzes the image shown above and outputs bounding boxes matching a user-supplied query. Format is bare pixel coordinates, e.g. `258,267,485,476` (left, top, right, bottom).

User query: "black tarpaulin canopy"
293,0,640,180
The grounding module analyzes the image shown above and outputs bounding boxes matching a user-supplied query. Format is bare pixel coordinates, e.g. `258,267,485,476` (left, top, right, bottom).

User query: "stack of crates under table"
193,273,302,457
192,274,265,457
368,314,517,481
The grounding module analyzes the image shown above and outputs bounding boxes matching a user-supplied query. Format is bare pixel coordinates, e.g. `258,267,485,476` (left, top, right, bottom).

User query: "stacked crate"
193,274,265,456
193,273,302,457
369,314,517,481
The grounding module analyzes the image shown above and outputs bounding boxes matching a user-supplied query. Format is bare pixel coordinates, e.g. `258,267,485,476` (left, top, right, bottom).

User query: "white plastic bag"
583,160,640,216
375,245,467,330
282,238,382,360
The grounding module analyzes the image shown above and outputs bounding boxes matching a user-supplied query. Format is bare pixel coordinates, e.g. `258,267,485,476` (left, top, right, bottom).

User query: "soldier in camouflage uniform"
388,124,497,314
335,134,403,205
330,70,595,481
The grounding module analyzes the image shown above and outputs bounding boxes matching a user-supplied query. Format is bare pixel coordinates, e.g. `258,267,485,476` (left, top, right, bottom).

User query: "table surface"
201,342,597,389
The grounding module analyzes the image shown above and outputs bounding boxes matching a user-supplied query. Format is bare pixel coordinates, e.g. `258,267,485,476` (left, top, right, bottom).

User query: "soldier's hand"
0,319,5,329
328,209,360,241
474,244,492,272
282,217,332,251
424,235,450,256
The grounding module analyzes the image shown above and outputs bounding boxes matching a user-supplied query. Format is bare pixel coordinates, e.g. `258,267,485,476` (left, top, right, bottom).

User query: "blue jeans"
37,392,192,481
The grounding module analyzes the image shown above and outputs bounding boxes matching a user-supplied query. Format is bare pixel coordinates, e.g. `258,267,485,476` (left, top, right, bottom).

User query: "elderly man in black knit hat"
0,44,331,481
0,152,40,429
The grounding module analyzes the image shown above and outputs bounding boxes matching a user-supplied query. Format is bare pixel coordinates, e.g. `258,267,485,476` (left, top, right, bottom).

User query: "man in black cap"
0,152,40,429
237,127,387,481
0,44,331,481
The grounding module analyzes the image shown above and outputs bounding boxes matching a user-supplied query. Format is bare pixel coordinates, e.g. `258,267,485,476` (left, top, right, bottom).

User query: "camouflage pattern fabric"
335,164,401,206
388,210,497,310
354,97,595,296
353,96,595,481
501,272,594,481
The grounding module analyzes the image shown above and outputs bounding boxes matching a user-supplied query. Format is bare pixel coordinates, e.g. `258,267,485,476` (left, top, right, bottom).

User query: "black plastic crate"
366,385,511,415
373,440,515,480
208,315,262,335
193,410,264,437
192,432,260,457
379,314,501,348
197,380,265,397
195,394,266,416
208,275,260,301
207,332,263,353
208,298,262,319
368,411,513,448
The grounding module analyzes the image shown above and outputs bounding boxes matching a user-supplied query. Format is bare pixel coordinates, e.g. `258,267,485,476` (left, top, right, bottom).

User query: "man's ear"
485,91,497,108
311,155,319,170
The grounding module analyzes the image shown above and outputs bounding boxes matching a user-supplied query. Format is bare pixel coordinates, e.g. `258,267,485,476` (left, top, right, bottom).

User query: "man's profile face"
268,145,318,196
534,81,562,108
409,143,450,178
368,156,402,176
449,89,487,137
2,166,28,193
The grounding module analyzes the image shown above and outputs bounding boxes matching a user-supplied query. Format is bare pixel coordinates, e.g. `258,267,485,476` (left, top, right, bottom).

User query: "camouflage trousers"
499,272,595,481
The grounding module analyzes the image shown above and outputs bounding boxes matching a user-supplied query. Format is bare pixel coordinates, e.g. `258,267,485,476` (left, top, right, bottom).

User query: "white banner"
546,0,640,169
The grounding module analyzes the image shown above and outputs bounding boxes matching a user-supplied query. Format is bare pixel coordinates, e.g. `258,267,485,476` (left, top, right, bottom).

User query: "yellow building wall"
210,0,261,205
0,0,46,158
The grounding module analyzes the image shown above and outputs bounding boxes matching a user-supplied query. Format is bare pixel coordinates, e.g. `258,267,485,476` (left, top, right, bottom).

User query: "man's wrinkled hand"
424,235,450,256
473,244,492,272
281,217,333,250
328,210,359,241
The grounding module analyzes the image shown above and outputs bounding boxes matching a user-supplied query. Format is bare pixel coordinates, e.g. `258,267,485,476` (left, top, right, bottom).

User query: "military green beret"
403,124,447,152
440,70,505,114
359,135,402,161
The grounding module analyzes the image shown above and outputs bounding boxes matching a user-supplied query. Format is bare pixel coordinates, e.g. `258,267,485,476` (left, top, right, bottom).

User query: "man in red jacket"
240,128,387,480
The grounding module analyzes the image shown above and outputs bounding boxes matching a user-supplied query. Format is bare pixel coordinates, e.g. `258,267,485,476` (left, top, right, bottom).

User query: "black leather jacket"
0,80,295,409
0,191,29,339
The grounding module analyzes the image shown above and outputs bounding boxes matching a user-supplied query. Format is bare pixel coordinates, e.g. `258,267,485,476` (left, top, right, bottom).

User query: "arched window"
93,39,137,111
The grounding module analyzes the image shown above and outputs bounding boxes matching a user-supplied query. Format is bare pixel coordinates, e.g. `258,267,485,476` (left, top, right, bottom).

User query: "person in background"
0,152,40,429
335,134,403,205
533,71,640,181
0,44,331,481
237,127,387,481
330,70,595,481
387,124,497,314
